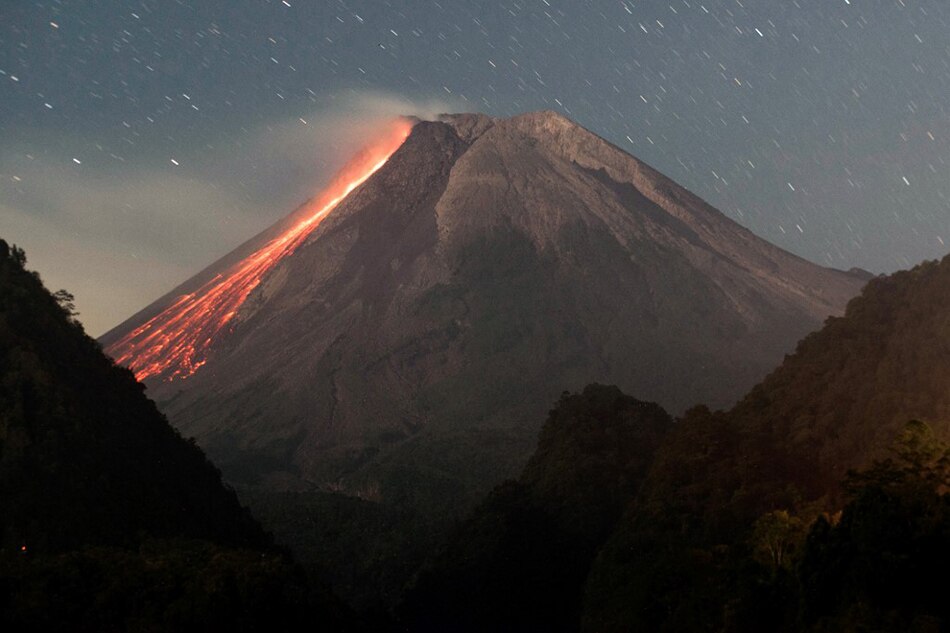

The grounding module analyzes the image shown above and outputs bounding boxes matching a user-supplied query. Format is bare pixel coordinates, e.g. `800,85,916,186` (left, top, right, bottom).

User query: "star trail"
2,1,949,334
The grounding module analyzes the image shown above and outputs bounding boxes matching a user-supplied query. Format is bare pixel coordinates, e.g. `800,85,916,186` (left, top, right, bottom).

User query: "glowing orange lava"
106,119,413,382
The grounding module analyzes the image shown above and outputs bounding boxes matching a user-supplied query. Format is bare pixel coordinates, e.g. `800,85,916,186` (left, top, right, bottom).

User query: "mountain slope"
101,110,866,505
392,253,950,632
0,239,264,552
728,254,950,497
638,253,950,527
0,240,353,631
583,253,950,631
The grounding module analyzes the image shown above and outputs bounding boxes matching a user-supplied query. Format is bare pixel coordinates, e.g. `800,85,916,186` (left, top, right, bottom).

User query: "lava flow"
106,118,413,382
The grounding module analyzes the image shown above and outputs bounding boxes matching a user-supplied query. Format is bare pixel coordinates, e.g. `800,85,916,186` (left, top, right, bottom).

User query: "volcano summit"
102,111,866,500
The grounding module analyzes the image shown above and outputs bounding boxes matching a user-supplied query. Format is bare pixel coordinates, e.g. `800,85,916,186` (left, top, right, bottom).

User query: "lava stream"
106,119,413,382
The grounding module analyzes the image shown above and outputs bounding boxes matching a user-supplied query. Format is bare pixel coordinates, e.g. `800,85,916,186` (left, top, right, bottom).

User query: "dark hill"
633,253,950,537
400,385,670,633
396,253,950,632
729,254,950,498
584,253,950,631
0,239,265,552
0,240,352,631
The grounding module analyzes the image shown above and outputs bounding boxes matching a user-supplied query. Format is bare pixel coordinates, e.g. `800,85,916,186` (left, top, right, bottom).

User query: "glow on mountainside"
106,119,413,382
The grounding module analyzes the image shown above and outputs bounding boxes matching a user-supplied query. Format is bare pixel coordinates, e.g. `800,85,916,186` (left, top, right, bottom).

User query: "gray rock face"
103,111,866,501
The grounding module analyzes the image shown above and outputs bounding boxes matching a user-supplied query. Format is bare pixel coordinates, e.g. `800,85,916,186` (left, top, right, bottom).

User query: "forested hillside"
401,385,670,632
585,255,950,630
0,240,352,631
400,255,950,632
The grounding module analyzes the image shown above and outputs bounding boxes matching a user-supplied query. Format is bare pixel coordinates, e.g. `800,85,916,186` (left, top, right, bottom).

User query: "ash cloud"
0,92,459,336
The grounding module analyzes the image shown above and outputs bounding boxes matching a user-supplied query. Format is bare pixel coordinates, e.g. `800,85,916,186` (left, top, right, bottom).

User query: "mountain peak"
102,110,866,500
432,109,576,144
510,108,579,130
435,112,495,143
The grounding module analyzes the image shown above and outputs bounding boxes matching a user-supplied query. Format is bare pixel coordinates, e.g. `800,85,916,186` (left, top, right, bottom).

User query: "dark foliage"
797,421,950,632
0,539,351,633
241,487,448,623
727,256,950,502
400,385,671,632
0,239,265,552
0,240,354,631
581,422,950,633
583,255,950,631
389,255,950,632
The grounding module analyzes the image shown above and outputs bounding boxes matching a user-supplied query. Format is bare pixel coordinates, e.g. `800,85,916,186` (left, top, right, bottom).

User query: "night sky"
2,0,949,335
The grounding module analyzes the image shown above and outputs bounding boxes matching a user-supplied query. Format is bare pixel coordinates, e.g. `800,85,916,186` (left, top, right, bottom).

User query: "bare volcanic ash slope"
102,111,867,501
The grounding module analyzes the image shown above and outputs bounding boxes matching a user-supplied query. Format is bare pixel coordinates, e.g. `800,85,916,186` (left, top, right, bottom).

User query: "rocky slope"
102,111,866,504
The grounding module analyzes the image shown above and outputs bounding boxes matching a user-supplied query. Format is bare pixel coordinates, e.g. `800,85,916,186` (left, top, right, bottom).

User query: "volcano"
101,111,867,499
